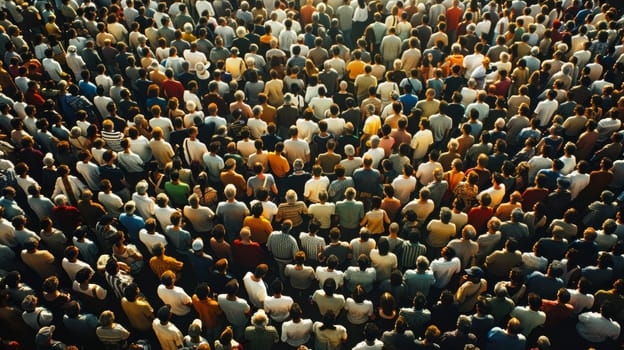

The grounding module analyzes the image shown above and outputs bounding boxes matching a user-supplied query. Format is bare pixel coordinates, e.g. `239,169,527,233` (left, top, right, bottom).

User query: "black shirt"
99,164,126,191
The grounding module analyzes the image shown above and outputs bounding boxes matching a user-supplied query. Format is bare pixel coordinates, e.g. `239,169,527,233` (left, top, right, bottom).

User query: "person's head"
379,292,396,316
322,278,337,296
441,246,455,261
160,270,176,287
357,254,371,271
254,264,268,279
507,317,522,335
288,303,303,322
251,309,269,328
456,315,472,333
363,322,379,342
528,292,542,311
98,310,116,327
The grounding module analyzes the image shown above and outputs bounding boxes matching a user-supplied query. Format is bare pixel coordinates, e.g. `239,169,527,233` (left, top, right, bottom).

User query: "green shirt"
244,325,279,350
335,200,364,229
164,181,190,208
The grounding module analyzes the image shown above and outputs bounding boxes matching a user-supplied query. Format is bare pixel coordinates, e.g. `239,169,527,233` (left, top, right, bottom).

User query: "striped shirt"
400,241,427,270
299,232,326,262
105,271,133,299
267,231,299,261
101,130,124,152
276,202,308,228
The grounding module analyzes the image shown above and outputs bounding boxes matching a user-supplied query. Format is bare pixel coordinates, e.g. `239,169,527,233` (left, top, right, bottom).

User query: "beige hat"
195,63,210,80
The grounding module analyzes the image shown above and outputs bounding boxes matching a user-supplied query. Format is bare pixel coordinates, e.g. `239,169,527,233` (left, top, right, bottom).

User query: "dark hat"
465,266,484,279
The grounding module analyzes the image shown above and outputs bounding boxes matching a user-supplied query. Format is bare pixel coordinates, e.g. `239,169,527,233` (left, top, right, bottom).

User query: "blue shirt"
536,169,561,192
399,94,418,114
79,80,97,100
118,214,145,243
487,327,525,350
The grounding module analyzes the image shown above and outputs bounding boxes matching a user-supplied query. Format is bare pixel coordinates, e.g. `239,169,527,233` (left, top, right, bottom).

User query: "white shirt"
284,138,310,165
281,319,313,347
157,285,192,316
139,229,167,255
279,29,297,51
391,175,417,205
477,184,506,207
363,147,385,169
308,203,336,229
98,192,124,217
132,192,155,219
152,319,184,350
304,176,330,203
247,118,268,139
183,50,208,72
340,157,363,177
411,130,434,161
62,258,94,280
42,58,63,82
430,257,461,288
567,289,594,314
264,295,294,322
566,171,590,200
534,99,559,127
344,298,373,324
149,117,174,140
463,53,484,79
154,206,176,232
183,205,215,232
309,96,333,120
296,119,320,142
369,249,398,281
249,200,278,222
576,312,620,343
243,272,268,308
325,117,346,136
118,151,144,173
182,138,207,164
315,267,344,288
129,136,152,163
72,280,108,300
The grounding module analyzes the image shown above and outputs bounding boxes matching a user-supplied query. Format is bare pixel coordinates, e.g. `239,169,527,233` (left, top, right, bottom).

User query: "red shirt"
540,299,574,327
232,240,265,270
446,7,463,31
522,187,549,212
161,79,185,102
495,78,512,97
468,206,494,233
25,88,45,107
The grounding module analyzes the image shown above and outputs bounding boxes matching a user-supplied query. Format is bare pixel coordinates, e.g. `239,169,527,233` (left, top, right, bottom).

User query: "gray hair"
224,184,237,199
285,189,297,203
54,194,67,206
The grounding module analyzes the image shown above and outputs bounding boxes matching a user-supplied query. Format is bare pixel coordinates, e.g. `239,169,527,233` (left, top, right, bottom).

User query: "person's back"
245,322,279,350
487,323,526,350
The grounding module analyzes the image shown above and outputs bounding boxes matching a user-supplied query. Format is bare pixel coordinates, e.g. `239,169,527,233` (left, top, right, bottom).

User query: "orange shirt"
243,216,273,244
301,5,315,25
267,152,291,178
192,295,223,329
260,34,274,45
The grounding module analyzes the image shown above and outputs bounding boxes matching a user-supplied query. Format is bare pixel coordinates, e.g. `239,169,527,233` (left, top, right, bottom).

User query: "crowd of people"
0,0,623,349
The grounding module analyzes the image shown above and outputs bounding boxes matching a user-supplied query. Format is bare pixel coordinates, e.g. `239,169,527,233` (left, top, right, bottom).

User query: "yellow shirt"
347,60,365,80
362,115,381,136
121,297,154,332
149,255,183,278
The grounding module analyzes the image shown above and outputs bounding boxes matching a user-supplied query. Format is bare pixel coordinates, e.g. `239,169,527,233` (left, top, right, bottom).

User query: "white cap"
192,238,204,251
